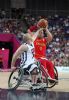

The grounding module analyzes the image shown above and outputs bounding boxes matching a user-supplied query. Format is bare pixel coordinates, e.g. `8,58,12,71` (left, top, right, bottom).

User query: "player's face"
37,30,44,39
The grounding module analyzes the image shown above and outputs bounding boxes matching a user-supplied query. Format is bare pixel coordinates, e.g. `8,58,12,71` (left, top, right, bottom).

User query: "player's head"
23,33,33,43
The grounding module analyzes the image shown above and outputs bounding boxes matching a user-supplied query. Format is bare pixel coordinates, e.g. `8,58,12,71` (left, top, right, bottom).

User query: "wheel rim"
8,68,21,89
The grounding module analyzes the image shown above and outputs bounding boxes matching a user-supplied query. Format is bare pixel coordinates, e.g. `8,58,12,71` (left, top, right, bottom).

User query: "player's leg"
46,59,55,79
29,64,38,84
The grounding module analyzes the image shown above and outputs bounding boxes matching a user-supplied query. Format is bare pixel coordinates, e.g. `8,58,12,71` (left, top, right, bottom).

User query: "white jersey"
20,43,38,73
25,43,35,64
20,43,35,66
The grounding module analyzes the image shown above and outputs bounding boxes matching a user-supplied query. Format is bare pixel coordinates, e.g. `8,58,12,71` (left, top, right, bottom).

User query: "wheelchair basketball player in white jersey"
11,32,41,86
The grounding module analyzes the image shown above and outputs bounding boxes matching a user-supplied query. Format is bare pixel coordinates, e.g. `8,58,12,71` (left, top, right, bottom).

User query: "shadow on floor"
0,88,69,100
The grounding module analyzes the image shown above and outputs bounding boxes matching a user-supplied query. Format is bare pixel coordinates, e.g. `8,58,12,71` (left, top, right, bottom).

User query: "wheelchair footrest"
30,83,47,90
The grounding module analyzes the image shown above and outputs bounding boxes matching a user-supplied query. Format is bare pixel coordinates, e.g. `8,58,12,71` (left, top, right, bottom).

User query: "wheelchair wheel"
8,68,23,90
47,66,58,88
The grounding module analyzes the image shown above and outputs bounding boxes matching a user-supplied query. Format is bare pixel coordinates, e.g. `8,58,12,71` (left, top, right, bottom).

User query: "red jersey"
34,38,47,59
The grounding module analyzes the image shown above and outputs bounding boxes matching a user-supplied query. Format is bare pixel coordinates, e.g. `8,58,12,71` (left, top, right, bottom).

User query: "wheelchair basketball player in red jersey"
28,19,58,84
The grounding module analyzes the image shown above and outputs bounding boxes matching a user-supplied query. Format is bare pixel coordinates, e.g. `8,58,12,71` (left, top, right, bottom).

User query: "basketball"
37,19,48,28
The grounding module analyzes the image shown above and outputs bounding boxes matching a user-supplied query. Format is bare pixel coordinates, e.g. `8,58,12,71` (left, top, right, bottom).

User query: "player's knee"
31,68,38,75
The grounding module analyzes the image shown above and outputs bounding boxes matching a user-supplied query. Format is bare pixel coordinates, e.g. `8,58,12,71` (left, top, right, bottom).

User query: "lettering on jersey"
21,51,27,63
36,42,46,46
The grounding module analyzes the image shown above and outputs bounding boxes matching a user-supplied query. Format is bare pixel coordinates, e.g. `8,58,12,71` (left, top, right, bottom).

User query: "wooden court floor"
0,71,69,92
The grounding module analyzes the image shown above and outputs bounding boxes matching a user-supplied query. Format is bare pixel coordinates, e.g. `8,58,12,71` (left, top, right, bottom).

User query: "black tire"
8,68,23,90
47,66,58,88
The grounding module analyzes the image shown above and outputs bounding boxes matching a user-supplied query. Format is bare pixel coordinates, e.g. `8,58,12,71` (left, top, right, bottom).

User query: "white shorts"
21,63,38,73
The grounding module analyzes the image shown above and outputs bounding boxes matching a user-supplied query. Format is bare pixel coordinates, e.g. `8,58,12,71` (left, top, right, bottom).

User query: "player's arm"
32,28,44,41
45,27,53,43
27,29,33,36
11,44,28,68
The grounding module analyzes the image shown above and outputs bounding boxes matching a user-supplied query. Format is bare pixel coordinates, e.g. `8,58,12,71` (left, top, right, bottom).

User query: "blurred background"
0,0,69,70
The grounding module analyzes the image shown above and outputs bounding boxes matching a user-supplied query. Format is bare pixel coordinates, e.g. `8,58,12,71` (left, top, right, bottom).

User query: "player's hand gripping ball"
37,19,48,28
